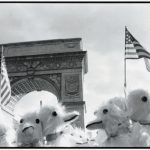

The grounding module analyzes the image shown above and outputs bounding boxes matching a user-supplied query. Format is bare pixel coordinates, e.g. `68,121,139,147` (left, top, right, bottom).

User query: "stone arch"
1,38,87,128
6,77,60,112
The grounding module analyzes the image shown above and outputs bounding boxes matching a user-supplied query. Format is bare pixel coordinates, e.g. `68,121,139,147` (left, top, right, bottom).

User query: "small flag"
1,48,11,106
125,27,150,59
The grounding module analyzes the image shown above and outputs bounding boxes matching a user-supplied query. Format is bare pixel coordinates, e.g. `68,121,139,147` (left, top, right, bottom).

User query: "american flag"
125,27,150,59
1,49,11,106
125,27,150,72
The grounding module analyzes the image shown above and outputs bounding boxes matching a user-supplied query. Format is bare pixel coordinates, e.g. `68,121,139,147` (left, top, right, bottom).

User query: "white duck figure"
38,102,80,147
127,89,150,124
86,97,132,147
16,111,43,147
126,89,150,146
87,96,150,147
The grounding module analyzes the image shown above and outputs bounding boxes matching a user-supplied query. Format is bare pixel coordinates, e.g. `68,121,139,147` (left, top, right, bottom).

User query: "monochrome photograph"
0,2,150,147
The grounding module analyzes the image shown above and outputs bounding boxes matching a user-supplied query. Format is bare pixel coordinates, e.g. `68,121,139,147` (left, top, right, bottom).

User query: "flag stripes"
1,84,9,97
137,49,150,59
1,49,11,106
125,27,150,59
125,27,150,73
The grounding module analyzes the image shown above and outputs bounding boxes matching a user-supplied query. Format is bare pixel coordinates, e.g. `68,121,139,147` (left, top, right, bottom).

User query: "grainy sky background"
0,3,150,123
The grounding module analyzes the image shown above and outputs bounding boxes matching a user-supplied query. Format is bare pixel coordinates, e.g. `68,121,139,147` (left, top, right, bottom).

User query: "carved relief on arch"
11,77,60,98
9,76,24,85
6,55,83,74
64,74,80,98
39,74,61,99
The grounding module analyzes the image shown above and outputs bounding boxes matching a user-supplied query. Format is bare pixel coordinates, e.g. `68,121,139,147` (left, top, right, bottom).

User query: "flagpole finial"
1,45,4,61
40,100,42,109
125,26,128,32
1,45,3,54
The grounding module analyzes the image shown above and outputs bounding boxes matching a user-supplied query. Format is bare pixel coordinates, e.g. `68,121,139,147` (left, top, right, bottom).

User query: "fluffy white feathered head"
16,111,43,147
127,89,150,123
38,102,79,137
86,97,130,137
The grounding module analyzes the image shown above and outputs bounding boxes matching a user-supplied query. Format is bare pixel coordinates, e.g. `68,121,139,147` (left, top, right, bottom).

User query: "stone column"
61,72,85,128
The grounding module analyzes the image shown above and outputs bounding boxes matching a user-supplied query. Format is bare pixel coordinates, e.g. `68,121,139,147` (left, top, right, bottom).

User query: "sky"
0,3,150,123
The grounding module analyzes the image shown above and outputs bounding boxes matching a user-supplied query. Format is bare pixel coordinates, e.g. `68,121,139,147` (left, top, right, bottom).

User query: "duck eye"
35,119,40,124
103,109,108,114
118,123,122,126
52,111,57,117
20,119,24,123
141,96,147,102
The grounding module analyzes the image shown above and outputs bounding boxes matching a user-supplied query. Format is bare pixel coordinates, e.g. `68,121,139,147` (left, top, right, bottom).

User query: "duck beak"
86,118,103,130
64,111,79,123
22,123,34,134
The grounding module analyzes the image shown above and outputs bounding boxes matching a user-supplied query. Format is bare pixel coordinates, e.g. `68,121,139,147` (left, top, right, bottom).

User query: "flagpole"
124,51,127,99
124,27,127,99
40,100,42,109
0,45,3,108
1,45,3,69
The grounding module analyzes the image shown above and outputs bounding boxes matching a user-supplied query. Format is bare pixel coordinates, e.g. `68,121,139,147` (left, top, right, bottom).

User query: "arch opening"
14,90,58,117
5,77,60,113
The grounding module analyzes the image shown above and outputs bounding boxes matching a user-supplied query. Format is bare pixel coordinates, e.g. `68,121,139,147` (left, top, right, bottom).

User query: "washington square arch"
0,38,88,128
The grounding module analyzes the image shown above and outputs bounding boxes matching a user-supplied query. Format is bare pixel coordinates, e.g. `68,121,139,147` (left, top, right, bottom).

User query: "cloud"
0,3,150,122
